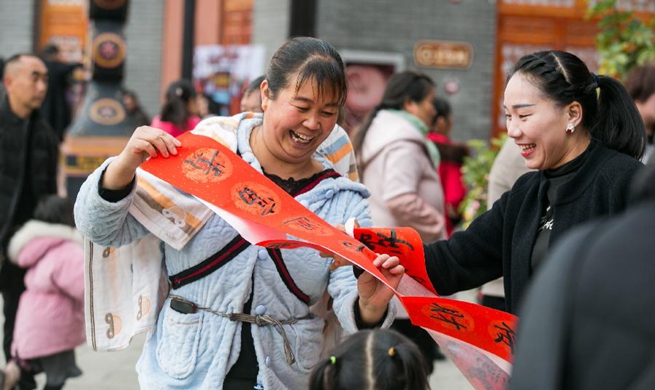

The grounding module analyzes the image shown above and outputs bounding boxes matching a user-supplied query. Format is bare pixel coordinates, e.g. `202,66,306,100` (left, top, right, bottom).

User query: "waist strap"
169,296,306,365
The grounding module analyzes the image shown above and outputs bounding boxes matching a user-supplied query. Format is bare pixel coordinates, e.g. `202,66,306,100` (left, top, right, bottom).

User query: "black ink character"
184,150,225,177
285,216,319,231
238,187,277,216
492,322,516,354
359,229,414,255
429,303,467,331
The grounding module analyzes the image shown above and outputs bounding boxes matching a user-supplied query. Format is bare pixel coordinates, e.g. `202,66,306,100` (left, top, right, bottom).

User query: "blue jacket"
74,116,395,389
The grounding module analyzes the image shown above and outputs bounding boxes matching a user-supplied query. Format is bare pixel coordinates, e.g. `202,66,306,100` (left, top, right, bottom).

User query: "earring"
566,123,575,134
261,103,267,111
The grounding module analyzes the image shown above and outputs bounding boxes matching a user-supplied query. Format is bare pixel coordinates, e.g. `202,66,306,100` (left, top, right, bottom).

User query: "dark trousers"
481,295,508,313
1,262,26,361
16,364,37,390
224,378,257,390
0,262,36,390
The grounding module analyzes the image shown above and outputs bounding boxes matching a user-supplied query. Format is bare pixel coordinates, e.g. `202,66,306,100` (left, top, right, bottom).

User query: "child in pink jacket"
0,195,85,390
150,79,201,137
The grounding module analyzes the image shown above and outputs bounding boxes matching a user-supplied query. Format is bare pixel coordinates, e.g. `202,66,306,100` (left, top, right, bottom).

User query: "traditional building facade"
1,0,653,140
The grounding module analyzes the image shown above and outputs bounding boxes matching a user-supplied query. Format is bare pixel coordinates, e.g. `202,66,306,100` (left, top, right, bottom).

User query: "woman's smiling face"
504,72,580,170
260,74,340,165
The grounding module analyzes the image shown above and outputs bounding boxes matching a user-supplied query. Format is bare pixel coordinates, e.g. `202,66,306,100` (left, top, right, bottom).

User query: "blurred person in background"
121,89,150,128
196,93,211,118
0,53,59,390
0,57,5,101
624,64,655,163
150,79,200,137
353,70,446,374
0,195,85,390
39,44,82,143
428,96,469,236
196,93,227,119
353,70,445,243
240,75,265,113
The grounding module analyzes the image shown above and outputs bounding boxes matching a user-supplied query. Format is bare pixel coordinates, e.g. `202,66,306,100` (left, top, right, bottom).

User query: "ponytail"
160,79,196,130
308,329,429,390
388,341,430,390
593,75,645,159
308,358,335,390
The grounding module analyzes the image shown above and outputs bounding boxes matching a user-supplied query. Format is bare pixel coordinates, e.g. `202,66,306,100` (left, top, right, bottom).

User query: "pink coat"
358,110,446,243
150,115,201,137
7,221,85,359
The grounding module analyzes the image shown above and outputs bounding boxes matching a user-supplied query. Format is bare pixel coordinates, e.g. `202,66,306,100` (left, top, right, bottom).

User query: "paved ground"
55,337,472,389
0,295,474,389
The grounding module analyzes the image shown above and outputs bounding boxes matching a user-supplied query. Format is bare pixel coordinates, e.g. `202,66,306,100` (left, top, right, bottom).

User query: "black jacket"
425,141,643,313
0,97,59,250
41,60,81,141
509,200,655,390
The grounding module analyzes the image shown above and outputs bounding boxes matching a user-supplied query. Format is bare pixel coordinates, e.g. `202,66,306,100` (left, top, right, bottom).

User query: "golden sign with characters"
414,40,474,69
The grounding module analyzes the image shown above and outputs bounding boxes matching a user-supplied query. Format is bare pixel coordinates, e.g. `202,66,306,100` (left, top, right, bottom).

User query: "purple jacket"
7,221,85,359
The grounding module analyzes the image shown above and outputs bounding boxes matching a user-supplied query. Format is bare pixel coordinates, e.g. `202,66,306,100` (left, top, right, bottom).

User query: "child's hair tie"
330,356,337,365
388,347,395,357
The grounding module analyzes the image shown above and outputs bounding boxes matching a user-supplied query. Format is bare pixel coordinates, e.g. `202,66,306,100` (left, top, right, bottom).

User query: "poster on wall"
342,63,394,133
41,0,89,62
340,50,406,134
193,45,266,116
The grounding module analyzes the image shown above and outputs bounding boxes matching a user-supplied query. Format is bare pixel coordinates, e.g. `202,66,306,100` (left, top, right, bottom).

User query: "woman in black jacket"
509,158,655,390
424,50,645,313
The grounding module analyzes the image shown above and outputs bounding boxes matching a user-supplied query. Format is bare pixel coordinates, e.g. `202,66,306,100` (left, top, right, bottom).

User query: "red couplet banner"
140,132,518,387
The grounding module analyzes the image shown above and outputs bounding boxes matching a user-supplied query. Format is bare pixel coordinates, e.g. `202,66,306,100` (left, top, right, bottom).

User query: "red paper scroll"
352,226,517,361
352,227,436,294
140,132,518,371
142,133,388,282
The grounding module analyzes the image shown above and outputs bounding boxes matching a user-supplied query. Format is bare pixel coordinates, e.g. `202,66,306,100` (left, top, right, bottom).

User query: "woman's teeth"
520,144,536,152
291,130,314,144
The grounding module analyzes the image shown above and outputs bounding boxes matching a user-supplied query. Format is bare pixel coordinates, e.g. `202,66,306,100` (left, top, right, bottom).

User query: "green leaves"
588,0,655,80
458,134,507,229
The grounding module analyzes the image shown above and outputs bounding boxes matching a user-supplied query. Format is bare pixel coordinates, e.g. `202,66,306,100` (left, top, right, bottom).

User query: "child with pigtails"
309,329,431,390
